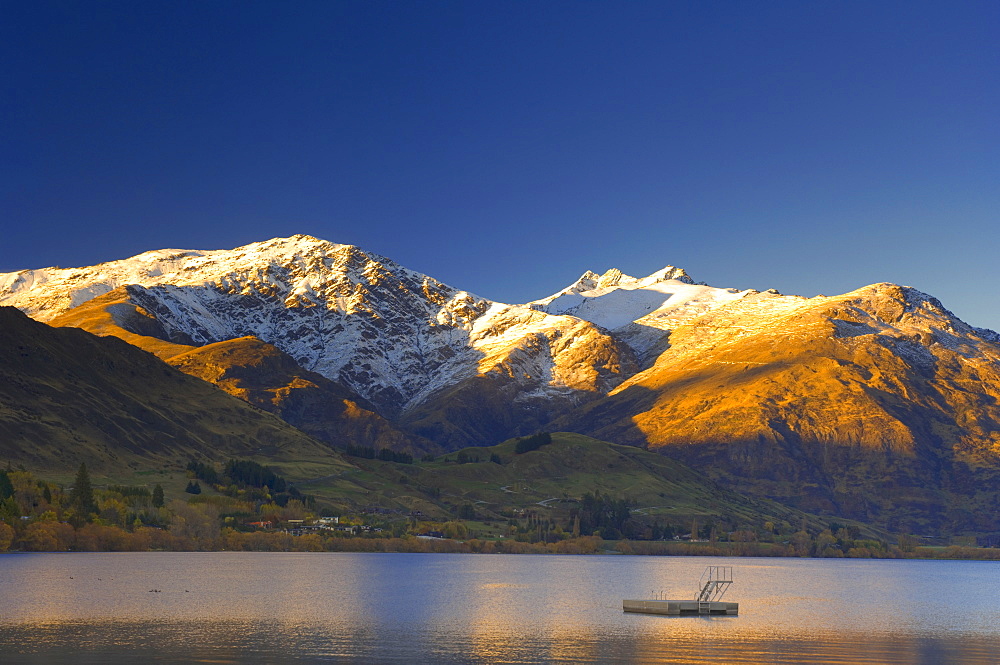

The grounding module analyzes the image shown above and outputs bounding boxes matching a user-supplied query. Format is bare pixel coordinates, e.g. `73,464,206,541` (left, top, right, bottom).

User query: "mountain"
166,336,429,453
40,284,429,453
549,279,1000,534
0,306,348,476
2,235,636,446
7,235,1000,536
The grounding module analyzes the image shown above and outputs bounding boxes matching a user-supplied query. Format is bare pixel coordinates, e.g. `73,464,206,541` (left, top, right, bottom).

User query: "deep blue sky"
3,1,999,328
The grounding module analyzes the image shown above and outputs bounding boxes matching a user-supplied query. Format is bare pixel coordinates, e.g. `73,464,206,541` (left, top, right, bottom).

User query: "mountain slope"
8,235,1000,536
308,432,885,539
166,336,433,453
531,266,753,363
0,306,348,474
555,283,1000,534
2,235,636,446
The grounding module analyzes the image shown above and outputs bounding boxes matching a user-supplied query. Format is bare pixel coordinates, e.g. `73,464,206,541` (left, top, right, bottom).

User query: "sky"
3,1,999,328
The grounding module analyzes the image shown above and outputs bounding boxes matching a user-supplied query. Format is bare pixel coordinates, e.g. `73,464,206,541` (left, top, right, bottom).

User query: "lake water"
1,552,999,664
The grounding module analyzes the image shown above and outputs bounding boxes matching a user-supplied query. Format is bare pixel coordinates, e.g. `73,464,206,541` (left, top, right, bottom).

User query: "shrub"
514,432,552,454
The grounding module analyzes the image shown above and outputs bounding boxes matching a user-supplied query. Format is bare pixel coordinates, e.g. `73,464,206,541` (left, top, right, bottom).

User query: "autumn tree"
0,522,14,552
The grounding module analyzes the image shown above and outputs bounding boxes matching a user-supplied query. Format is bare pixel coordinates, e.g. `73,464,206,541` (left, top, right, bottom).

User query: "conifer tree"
152,483,164,508
0,470,13,501
70,463,96,516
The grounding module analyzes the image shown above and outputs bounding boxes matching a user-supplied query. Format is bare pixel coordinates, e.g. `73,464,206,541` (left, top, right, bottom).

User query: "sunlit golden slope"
49,287,196,359
168,337,436,454
558,284,1000,534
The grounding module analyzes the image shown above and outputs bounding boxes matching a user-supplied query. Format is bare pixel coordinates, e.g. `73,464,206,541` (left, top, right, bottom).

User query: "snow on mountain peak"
1,235,637,417
526,264,760,358
538,265,696,305
639,265,695,286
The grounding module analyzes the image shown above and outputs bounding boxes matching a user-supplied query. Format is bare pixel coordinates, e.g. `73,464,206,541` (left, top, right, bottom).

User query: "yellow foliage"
23,521,75,551
0,522,14,552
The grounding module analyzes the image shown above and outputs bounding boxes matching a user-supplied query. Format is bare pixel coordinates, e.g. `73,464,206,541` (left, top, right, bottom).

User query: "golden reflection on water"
465,579,605,664
4,553,1000,663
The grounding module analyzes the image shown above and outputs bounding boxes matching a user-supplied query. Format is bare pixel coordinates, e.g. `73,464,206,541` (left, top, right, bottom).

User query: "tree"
70,463,96,517
0,497,18,523
0,522,13,552
515,432,552,454
152,484,164,508
0,470,13,501
185,480,202,494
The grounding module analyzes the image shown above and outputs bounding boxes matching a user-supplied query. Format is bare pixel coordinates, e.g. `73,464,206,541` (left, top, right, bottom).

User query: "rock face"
7,234,1000,534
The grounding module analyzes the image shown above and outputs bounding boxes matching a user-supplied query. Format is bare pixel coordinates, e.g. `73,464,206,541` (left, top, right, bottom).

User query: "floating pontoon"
623,565,738,616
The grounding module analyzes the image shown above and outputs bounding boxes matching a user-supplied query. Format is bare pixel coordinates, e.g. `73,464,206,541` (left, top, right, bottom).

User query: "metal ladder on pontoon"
696,566,733,614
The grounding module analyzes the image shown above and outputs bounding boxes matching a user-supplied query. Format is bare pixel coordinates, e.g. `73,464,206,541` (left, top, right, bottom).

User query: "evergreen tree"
70,463,96,516
0,470,13,501
515,432,552,454
185,480,202,494
152,483,164,508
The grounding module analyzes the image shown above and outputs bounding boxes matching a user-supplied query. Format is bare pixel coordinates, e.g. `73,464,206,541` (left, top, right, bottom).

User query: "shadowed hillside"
0,306,349,475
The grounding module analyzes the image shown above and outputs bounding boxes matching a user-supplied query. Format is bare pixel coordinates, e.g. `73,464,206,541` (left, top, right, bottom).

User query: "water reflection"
4,620,998,664
3,553,1000,663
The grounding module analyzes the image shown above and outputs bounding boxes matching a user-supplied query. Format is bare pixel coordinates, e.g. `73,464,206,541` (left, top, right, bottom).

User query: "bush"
187,460,220,485
515,432,552,454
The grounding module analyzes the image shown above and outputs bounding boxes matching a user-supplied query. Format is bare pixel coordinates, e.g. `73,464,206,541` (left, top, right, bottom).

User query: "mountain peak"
640,265,694,286
557,265,695,300
229,234,350,259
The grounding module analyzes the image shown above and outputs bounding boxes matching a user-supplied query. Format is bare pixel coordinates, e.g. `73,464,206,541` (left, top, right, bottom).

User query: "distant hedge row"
342,444,414,464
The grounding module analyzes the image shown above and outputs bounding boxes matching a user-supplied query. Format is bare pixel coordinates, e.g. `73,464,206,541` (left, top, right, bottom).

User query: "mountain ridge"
6,235,1000,536
1,235,637,423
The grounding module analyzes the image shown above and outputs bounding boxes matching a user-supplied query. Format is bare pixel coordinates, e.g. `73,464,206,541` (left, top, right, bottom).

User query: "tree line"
186,458,310,507
341,444,414,464
6,464,1000,559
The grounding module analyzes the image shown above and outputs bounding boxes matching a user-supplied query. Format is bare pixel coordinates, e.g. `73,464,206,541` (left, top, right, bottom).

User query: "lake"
1,552,999,663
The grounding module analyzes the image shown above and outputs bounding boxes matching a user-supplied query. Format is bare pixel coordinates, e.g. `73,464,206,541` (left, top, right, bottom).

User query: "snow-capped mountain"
7,233,1000,533
531,266,767,361
0,235,634,419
